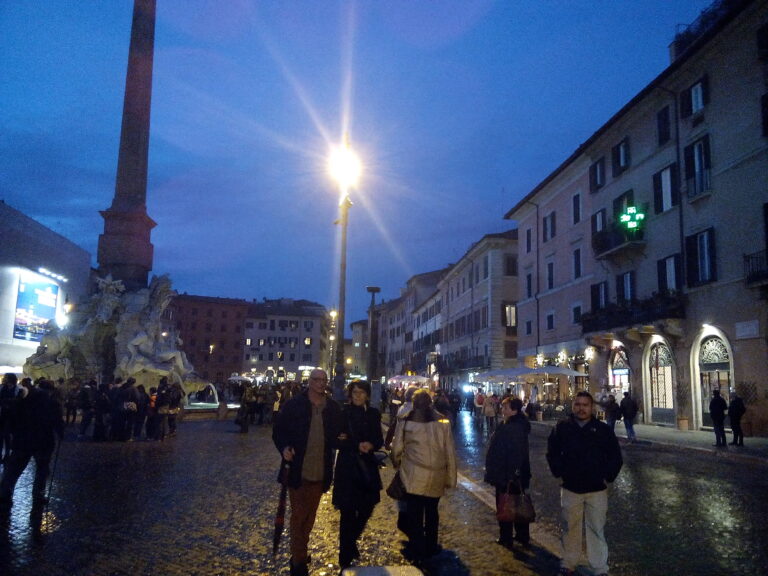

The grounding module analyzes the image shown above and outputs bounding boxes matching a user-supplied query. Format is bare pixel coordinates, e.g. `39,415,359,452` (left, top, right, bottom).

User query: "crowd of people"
272,373,629,576
1,366,654,575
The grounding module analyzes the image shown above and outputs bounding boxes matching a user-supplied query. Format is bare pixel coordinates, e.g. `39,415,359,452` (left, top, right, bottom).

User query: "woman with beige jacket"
391,389,457,563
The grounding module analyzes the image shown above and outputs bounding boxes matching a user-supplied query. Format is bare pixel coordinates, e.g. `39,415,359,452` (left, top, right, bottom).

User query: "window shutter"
670,163,680,206
673,254,682,290
591,212,599,234
701,75,710,106
653,171,663,214
551,212,556,237
685,234,699,286
589,163,597,191
591,283,600,311
708,229,717,281
680,87,693,118
703,135,712,169
629,271,636,301
684,143,694,180
657,258,667,292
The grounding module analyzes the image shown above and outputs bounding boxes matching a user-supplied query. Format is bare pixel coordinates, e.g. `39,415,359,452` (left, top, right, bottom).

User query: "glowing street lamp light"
328,136,361,399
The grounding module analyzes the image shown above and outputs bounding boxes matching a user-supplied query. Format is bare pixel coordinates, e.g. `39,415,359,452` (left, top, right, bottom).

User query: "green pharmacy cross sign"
620,206,645,231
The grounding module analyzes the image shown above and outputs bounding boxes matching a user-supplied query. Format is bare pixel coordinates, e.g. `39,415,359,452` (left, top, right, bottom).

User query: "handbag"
386,470,406,500
496,479,536,523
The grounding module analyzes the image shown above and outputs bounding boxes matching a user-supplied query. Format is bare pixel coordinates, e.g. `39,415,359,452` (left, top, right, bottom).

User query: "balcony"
745,249,768,287
443,355,490,373
592,224,646,259
581,292,686,333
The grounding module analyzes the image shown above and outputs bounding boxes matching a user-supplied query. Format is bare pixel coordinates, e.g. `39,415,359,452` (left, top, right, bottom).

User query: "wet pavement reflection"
0,412,766,575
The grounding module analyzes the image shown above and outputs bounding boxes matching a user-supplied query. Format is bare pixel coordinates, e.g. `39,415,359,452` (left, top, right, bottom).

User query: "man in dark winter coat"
619,392,638,441
0,379,64,508
546,391,622,576
272,369,343,576
709,389,728,447
728,392,746,446
485,397,532,548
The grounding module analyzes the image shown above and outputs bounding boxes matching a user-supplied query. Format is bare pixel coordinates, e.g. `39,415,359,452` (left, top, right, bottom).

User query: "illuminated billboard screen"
13,271,59,342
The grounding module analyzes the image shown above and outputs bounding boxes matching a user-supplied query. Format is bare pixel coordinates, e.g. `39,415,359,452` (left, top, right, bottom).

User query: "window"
573,248,582,279
616,271,636,303
589,157,605,192
657,254,682,293
612,138,630,176
684,135,711,198
612,190,634,219
245,338,252,346
483,254,489,278
572,304,582,324
504,341,517,359
304,337,312,346
543,211,556,242
681,76,709,118
503,304,516,328
525,228,532,253
505,254,518,276
686,228,717,286
245,322,253,329
525,320,533,335
572,193,581,224
653,164,679,213
545,312,555,331
591,281,609,311
525,272,533,298
304,320,314,331
657,106,671,146
546,261,555,290
591,209,607,234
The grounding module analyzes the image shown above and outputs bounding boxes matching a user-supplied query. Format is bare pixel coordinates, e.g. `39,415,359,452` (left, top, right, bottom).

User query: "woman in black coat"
332,380,384,569
484,397,532,548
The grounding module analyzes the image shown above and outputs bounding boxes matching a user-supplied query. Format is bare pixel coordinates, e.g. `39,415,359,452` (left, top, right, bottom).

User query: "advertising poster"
13,270,59,342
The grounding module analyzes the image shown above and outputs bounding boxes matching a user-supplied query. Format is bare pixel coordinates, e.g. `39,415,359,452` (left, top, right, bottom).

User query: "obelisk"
97,0,157,291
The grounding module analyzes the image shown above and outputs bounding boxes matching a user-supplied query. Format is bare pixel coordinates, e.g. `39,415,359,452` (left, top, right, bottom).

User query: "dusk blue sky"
1,1,713,325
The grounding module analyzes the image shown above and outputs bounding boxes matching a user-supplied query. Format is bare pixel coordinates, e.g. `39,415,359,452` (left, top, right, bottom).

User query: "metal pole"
333,196,352,401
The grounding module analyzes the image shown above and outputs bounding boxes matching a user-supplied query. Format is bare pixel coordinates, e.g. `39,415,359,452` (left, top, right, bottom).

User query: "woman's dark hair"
347,379,371,399
411,388,441,422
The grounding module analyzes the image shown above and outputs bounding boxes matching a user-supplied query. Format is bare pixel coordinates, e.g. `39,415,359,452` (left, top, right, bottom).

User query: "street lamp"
328,135,361,400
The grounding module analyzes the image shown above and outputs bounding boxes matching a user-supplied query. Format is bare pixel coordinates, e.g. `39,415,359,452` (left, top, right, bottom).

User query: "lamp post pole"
333,196,352,400
328,135,361,402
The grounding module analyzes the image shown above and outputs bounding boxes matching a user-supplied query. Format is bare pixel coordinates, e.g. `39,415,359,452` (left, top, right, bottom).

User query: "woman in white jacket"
391,388,457,563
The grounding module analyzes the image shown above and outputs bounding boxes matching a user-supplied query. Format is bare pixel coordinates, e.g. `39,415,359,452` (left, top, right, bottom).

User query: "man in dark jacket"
709,389,728,447
0,379,64,508
546,391,622,576
272,368,342,576
619,391,638,442
727,392,746,446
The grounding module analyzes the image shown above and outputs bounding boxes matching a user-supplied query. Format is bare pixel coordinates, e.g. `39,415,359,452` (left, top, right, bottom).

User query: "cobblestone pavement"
1,411,767,576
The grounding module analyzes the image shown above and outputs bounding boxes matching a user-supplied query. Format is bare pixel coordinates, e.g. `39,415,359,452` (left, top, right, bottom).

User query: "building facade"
438,230,520,391
506,0,768,433
166,294,249,384
0,201,91,373
242,298,329,383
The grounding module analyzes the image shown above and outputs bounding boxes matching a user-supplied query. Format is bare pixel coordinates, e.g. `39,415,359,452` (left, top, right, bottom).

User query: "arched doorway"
697,335,732,428
609,347,631,396
647,340,675,425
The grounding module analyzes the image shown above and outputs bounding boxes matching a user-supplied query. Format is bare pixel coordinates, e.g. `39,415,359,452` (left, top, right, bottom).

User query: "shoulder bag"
496,478,536,523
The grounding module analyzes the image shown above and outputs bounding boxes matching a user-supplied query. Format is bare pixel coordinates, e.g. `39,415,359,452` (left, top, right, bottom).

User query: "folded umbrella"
272,461,290,556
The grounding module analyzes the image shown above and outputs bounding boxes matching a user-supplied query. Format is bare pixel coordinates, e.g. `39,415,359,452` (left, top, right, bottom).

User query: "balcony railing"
744,249,768,285
592,224,646,259
581,292,686,333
